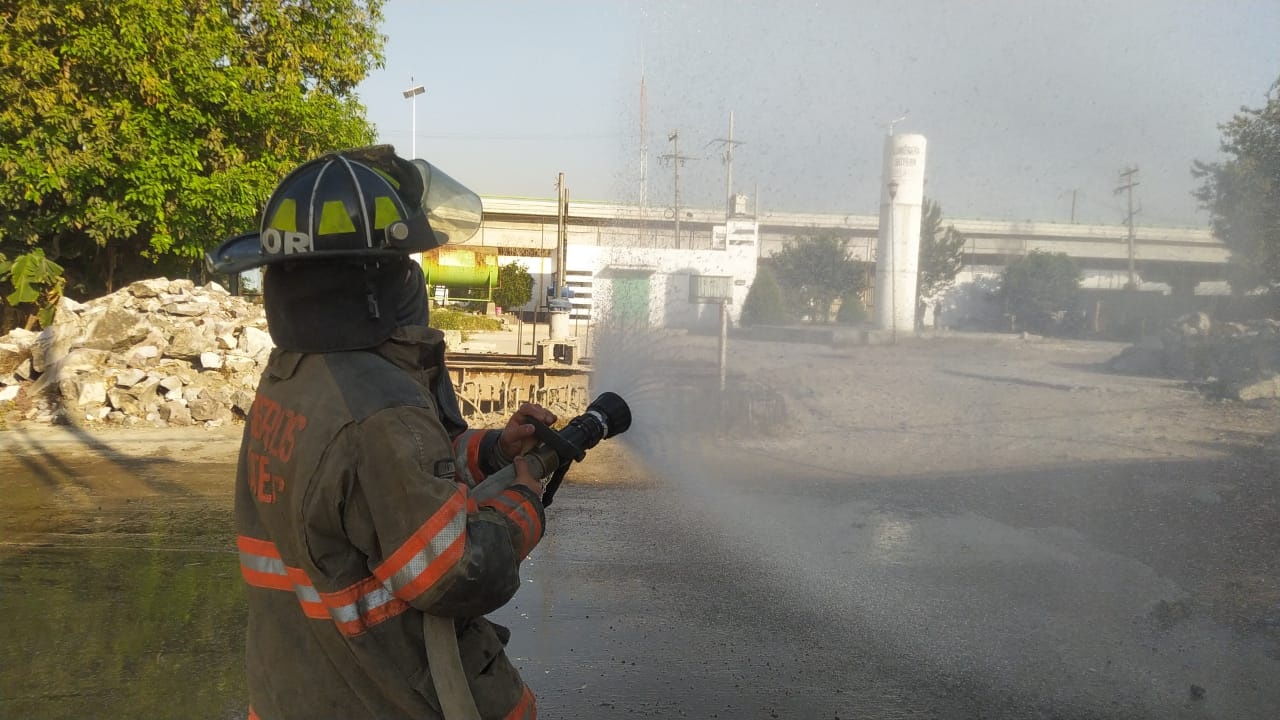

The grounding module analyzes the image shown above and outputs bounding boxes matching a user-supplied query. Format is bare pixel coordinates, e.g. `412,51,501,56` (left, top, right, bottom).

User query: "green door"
610,275,650,329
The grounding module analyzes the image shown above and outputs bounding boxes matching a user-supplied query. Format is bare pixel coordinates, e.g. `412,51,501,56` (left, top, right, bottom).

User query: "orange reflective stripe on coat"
481,489,543,560
504,685,537,720
237,486,470,636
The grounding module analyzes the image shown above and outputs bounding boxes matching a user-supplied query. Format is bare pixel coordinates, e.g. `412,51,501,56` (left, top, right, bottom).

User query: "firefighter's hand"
498,402,557,460
511,455,544,497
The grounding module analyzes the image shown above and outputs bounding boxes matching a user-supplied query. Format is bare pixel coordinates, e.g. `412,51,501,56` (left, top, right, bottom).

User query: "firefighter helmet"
206,146,481,274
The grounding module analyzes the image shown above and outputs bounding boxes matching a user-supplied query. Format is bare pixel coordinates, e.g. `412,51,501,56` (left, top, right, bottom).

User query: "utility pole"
556,172,568,295
711,111,745,218
1114,167,1140,289
659,131,692,248
638,67,649,245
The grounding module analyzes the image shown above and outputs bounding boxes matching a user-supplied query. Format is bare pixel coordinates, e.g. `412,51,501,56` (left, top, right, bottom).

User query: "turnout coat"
235,325,543,720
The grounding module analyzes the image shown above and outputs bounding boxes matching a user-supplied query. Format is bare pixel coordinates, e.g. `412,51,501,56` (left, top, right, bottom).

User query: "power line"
1114,166,1141,289
658,130,694,248
709,111,746,219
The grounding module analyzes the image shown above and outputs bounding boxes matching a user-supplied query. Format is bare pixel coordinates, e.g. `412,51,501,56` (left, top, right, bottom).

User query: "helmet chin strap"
365,263,383,320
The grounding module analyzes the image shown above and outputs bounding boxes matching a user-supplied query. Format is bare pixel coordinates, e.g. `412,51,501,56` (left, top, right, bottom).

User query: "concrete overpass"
469,196,1227,294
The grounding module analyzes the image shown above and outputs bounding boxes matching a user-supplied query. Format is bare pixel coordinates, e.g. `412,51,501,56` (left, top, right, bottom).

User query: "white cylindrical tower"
874,133,927,337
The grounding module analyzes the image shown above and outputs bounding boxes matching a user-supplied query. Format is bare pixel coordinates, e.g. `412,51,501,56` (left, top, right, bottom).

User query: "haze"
355,1,1280,227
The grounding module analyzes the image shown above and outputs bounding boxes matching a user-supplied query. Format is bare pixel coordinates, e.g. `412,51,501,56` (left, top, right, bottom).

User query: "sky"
355,1,1280,227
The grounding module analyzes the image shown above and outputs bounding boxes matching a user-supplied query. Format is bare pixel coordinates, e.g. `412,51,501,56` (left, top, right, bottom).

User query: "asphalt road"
495,443,1280,720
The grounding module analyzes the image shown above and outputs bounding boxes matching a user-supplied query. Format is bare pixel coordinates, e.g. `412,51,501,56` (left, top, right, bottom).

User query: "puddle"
0,456,246,720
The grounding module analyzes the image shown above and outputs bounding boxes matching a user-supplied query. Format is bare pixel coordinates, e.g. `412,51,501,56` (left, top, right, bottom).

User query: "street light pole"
888,180,899,345
402,82,426,158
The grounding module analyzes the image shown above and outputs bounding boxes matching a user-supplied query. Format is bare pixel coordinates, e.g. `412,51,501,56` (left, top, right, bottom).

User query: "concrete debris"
1108,313,1280,400
0,279,273,428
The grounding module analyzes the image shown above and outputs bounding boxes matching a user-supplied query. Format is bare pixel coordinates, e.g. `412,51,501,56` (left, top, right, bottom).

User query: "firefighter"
207,146,550,720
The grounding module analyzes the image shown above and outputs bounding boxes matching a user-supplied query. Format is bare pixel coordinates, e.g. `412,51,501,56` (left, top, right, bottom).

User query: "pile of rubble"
0,279,270,427
1108,312,1280,400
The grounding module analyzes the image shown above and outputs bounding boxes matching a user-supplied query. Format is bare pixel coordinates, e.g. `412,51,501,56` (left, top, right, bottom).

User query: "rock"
199,351,224,370
239,326,274,359
160,400,194,426
126,344,162,368
0,385,19,403
114,368,147,388
30,322,85,374
1227,373,1280,401
166,326,214,360
4,327,39,351
59,376,108,407
30,348,112,395
163,301,213,317
82,306,150,351
189,396,231,423
231,390,257,416
54,295,88,317
14,357,32,381
224,354,257,373
128,279,170,298
203,281,230,296
158,375,185,396
107,387,143,415
0,342,27,375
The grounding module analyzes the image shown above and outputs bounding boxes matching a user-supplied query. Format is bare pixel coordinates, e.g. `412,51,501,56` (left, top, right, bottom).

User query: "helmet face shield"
206,146,482,275
411,159,483,247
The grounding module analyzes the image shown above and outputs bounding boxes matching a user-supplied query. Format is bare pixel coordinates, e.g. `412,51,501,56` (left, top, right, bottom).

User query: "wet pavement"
2,389,1278,719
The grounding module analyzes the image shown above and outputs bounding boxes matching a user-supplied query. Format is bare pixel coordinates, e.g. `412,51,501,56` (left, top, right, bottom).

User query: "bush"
493,262,534,311
1001,251,1082,335
836,292,867,324
429,309,503,334
741,265,789,326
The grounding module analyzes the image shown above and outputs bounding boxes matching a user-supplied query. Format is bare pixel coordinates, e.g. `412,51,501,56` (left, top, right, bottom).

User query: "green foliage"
1001,250,1082,335
917,198,966,325
836,291,867,324
1192,77,1280,295
492,262,534,310
770,232,867,323
429,308,503,334
740,264,789,326
0,248,65,327
0,0,385,297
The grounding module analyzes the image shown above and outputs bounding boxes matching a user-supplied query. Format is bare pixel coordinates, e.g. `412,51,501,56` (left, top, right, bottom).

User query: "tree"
740,263,789,326
1192,77,1280,295
770,232,867,323
492,262,534,311
916,197,967,327
1001,250,1082,335
0,0,385,303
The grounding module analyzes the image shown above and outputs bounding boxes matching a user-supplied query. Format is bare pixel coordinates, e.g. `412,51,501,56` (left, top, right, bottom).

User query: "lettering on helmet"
261,227,315,256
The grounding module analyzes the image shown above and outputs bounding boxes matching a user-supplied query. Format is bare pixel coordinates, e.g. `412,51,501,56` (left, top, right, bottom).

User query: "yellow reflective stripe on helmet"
269,199,297,232
373,196,402,229
370,167,400,188
318,200,356,235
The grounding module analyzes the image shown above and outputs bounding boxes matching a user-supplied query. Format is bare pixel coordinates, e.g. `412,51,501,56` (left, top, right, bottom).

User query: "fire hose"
424,392,632,719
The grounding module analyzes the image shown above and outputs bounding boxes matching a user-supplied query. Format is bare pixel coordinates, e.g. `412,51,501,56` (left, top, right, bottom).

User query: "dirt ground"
2,330,1278,718
3,331,1277,630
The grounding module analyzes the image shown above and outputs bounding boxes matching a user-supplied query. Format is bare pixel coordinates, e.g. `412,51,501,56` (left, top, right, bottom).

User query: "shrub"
429,308,503,338
492,262,534,311
1001,251,1082,335
836,292,868,324
741,265,789,326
